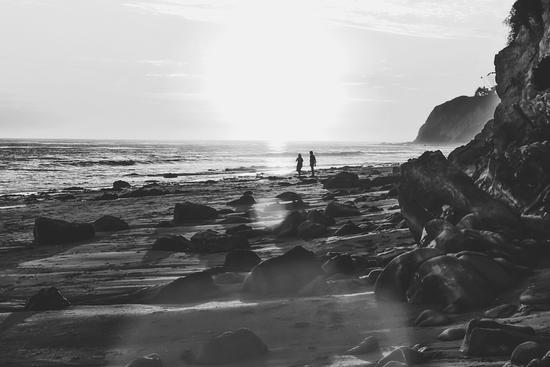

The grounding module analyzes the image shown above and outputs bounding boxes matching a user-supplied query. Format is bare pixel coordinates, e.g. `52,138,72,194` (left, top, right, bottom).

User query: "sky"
0,0,516,142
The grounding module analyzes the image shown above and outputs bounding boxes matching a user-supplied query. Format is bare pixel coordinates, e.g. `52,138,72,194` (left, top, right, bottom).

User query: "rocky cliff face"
449,0,550,215
415,94,500,144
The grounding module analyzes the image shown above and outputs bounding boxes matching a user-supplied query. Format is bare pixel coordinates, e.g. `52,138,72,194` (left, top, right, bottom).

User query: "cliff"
449,0,550,214
415,93,500,144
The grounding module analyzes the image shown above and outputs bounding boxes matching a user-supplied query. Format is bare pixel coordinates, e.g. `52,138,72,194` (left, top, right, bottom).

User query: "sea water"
0,139,457,195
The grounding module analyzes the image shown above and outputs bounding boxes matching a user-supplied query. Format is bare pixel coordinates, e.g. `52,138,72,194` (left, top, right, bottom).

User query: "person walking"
309,151,317,177
296,153,304,177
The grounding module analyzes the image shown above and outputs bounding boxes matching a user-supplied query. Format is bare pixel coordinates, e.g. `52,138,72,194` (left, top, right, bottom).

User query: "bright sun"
204,1,348,141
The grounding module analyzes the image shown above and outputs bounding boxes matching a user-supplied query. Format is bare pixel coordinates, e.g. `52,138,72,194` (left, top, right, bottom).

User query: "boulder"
511,342,546,366
374,248,444,302
484,304,519,319
113,180,131,190
34,217,95,246
93,215,129,232
322,254,355,276
323,172,361,189
297,220,326,239
335,221,363,236
406,255,493,311
461,319,536,356
153,272,218,304
457,252,513,292
173,202,218,224
307,210,336,227
125,354,163,367
194,328,268,364
25,287,71,311
151,235,191,252
223,250,261,272
274,211,307,237
243,246,324,295
325,201,360,218
189,230,249,253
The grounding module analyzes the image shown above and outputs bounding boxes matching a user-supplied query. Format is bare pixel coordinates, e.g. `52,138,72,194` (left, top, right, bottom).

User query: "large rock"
223,250,261,272
398,151,523,242
194,328,268,364
325,201,360,218
173,202,218,224
323,172,361,189
34,217,95,246
406,255,493,311
93,215,129,232
374,248,444,302
153,272,218,304
461,319,536,356
189,230,249,253
243,246,324,295
447,1,550,217
25,287,71,311
415,93,500,144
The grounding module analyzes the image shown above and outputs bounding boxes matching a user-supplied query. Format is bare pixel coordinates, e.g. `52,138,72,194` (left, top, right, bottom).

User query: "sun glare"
204,1,348,141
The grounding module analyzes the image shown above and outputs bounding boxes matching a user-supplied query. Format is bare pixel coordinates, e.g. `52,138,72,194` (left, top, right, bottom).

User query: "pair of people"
296,151,316,177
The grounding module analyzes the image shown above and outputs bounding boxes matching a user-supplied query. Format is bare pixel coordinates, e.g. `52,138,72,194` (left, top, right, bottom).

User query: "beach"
0,157,547,367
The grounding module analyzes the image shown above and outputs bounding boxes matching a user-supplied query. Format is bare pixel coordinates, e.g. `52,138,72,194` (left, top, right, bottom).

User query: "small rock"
414,309,451,327
438,327,466,341
297,220,326,239
173,202,218,224
113,180,131,190
25,287,71,311
276,192,302,202
224,250,261,272
511,342,546,365
325,201,360,218
227,194,256,207
153,272,218,304
484,304,519,319
93,215,129,232
194,328,268,364
335,221,363,236
125,353,163,367
189,230,249,253
323,172,361,189
151,235,190,252
345,336,380,356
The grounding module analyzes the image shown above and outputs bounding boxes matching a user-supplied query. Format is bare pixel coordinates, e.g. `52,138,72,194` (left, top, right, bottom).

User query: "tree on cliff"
505,0,543,44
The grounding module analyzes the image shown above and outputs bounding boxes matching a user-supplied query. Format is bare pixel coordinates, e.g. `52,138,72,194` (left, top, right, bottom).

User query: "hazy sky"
0,0,515,142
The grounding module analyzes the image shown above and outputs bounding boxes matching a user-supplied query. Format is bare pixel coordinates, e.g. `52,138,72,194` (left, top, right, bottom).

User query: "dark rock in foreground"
193,328,268,364
34,217,95,246
173,202,218,224
223,250,261,272
243,246,324,295
93,215,129,231
25,287,71,311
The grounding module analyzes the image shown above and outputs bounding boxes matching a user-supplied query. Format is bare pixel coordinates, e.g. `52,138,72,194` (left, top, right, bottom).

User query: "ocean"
0,139,458,195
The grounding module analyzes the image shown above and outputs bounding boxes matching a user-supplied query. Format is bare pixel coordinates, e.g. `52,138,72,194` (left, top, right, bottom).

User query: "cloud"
123,0,515,39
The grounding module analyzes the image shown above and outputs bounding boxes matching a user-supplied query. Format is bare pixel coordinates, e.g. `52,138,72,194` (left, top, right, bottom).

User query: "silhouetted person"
296,154,303,177
309,151,316,177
